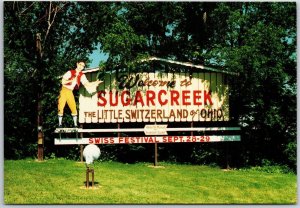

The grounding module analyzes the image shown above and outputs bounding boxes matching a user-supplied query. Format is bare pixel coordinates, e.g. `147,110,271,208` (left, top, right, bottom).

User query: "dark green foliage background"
4,2,296,170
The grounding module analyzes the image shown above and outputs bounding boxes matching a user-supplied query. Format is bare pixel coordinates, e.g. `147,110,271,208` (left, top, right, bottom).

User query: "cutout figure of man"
58,61,102,127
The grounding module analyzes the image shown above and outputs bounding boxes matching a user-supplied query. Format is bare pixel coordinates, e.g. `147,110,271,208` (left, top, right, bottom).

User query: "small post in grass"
86,167,94,189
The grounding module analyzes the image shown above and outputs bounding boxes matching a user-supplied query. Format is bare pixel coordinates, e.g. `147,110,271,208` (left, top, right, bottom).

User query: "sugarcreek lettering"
97,90,213,107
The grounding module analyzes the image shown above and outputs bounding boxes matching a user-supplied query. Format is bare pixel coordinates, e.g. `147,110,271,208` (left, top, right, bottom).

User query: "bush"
283,141,297,168
240,159,294,174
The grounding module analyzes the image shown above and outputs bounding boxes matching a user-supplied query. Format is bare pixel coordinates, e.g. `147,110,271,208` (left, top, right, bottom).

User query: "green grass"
4,159,297,204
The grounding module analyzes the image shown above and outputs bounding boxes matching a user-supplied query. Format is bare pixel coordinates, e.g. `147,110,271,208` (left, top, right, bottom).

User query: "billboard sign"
79,69,230,124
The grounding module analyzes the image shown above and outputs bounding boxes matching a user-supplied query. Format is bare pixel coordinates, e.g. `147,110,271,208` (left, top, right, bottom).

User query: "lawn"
4,159,297,204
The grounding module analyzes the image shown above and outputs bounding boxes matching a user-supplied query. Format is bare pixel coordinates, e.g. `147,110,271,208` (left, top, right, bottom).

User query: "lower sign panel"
55,135,240,145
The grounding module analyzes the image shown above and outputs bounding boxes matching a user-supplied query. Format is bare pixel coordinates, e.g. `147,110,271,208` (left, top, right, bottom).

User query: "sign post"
154,143,158,166
36,33,44,162
144,124,167,166
37,129,44,161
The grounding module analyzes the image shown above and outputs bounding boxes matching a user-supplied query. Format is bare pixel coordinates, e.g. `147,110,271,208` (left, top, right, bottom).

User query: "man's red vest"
65,70,83,89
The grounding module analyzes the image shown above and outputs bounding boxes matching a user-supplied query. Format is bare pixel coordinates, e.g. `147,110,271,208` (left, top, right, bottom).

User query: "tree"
95,2,296,168
4,1,111,159
205,2,296,167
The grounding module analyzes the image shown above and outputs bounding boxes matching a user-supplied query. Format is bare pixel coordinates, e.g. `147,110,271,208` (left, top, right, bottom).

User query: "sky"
88,44,109,68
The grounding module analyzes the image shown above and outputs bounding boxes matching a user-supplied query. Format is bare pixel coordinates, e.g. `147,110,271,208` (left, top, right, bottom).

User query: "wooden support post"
154,143,158,166
80,124,83,162
36,33,43,162
37,130,44,161
80,145,83,162
226,143,230,169
117,123,120,137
